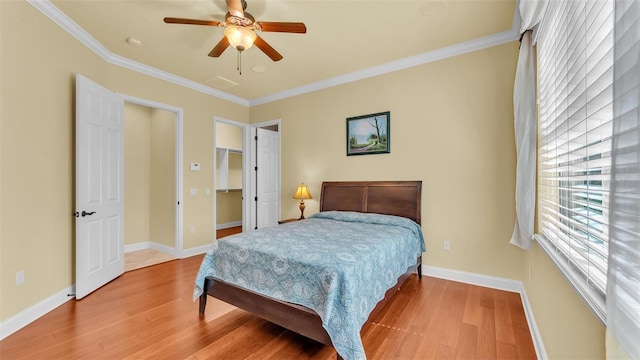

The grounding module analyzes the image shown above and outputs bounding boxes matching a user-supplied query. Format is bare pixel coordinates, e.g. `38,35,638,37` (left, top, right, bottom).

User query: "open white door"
255,127,280,228
75,75,124,299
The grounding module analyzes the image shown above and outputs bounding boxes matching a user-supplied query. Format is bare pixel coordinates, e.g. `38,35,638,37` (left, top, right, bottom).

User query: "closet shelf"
216,188,242,193
216,146,242,154
216,147,242,191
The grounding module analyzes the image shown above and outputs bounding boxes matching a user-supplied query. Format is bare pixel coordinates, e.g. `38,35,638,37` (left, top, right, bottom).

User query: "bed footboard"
198,254,422,327
198,255,422,359
200,276,332,344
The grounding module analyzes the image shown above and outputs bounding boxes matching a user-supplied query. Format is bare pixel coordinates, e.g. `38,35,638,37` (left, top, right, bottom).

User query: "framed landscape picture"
346,111,390,156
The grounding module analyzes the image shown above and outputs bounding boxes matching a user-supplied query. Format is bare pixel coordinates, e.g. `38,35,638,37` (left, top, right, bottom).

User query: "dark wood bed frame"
199,180,423,357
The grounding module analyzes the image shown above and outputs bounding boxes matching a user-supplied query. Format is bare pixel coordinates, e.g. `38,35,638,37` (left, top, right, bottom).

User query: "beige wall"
216,122,243,150
124,103,152,245
250,41,606,358
150,108,176,248
216,192,243,225
124,104,176,248
0,1,248,322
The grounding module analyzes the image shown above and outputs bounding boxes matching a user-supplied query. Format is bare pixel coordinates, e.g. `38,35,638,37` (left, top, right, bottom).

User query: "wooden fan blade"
254,36,283,62
209,37,230,57
226,0,245,18
256,22,306,34
164,17,221,26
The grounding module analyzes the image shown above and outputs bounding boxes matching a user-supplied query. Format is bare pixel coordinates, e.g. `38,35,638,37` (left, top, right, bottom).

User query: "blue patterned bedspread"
194,211,425,360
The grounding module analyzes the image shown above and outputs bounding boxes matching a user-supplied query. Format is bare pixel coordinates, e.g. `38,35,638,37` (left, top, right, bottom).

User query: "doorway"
213,118,281,233
214,118,249,235
123,97,184,270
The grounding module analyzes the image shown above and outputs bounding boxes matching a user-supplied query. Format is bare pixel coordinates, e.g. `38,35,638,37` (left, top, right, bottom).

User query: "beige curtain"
510,0,548,249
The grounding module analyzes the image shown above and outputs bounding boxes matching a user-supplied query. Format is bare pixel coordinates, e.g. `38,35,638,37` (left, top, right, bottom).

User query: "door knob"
81,211,96,217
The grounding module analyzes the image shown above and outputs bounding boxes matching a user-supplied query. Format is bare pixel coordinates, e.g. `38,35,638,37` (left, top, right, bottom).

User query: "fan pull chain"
236,50,243,75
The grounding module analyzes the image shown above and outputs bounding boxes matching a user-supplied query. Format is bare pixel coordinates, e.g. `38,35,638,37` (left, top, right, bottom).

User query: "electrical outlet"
16,270,25,286
444,241,450,250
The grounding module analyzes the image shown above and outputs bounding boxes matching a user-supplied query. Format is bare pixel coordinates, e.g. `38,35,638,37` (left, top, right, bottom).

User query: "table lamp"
292,183,312,219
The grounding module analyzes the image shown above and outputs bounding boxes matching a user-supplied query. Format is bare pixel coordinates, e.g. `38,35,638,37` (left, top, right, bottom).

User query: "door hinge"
254,135,258,140
254,166,258,171
254,197,258,202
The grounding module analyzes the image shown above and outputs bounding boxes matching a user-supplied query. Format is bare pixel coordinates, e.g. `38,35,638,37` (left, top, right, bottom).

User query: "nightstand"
278,218,302,224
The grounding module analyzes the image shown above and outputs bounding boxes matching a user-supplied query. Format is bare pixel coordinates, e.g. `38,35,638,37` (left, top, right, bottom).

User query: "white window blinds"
536,0,614,321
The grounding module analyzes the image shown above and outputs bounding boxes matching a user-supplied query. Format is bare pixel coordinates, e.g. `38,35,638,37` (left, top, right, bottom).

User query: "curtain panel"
607,0,640,358
510,0,548,249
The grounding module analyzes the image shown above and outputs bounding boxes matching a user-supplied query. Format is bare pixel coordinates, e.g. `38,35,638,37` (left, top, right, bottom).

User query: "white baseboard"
216,221,242,230
124,241,178,257
149,242,177,256
0,285,75,341
180,243,212,258
124,241,149,253
423,265,547,360
124,240,210,259
519,285,547,360
423,265,523,292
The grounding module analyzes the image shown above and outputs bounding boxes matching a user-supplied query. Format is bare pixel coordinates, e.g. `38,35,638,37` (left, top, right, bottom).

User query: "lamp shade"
224,26,257,51
292,183,312,200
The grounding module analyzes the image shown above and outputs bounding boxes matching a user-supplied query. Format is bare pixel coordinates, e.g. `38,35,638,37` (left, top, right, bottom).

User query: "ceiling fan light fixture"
224,26,257,51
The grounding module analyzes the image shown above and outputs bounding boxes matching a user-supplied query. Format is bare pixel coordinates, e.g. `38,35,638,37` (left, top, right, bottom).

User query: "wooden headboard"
319,181,422,224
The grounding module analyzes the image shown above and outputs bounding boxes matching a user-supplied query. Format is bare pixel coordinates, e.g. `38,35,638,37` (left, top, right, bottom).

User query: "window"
536,0,614,322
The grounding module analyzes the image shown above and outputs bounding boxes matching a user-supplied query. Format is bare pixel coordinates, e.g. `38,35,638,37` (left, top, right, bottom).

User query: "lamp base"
298,201,306,220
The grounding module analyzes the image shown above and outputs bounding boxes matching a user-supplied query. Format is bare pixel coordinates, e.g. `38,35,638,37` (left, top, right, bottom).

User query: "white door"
255,127,280,228
75,75,124,299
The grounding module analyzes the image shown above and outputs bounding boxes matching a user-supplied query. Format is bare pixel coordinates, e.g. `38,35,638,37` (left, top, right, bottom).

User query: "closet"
215,121,243,230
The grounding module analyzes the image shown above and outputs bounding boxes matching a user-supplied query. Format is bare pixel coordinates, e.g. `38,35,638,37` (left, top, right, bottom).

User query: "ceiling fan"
164,0,306,70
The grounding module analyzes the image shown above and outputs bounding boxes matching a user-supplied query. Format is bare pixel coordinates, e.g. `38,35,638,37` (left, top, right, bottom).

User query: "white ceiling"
44,0,519,104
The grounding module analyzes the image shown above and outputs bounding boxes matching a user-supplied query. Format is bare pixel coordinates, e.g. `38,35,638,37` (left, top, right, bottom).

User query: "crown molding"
26,0,250,107
249,29,519,106
27,0,112,59
27,0,519,108
107,52,250,106
250,2,521,106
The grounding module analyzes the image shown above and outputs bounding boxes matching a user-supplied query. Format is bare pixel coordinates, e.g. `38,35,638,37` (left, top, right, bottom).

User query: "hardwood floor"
125,249,177,272
216,226,242,239
120,224,240,274
0,255,537,359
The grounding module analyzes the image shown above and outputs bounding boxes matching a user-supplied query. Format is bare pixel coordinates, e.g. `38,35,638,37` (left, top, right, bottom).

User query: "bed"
194,180,424,360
